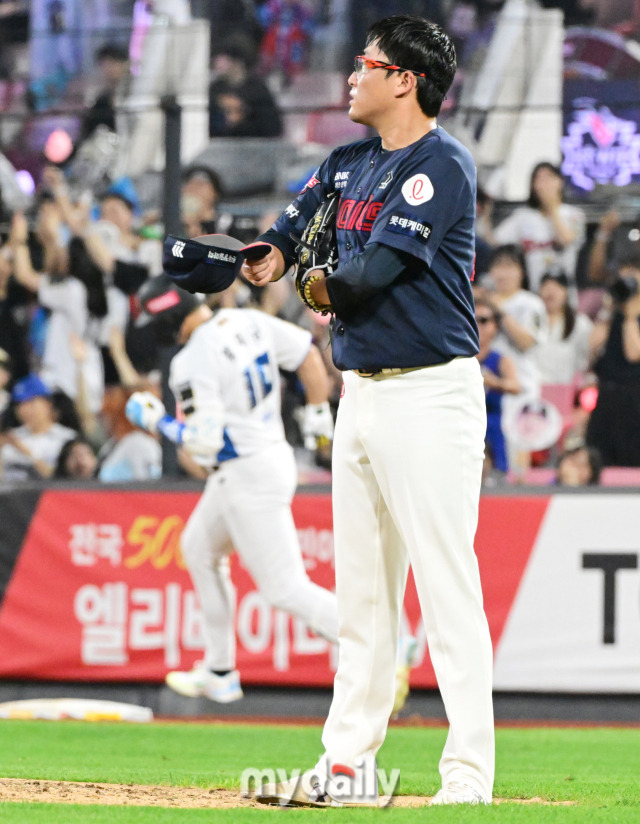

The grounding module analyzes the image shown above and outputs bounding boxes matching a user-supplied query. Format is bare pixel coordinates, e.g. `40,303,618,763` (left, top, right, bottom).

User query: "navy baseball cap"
12,374,52,403
163,233,245,294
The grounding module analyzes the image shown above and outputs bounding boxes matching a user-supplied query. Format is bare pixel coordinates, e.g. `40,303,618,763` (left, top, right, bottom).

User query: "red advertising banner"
0,490,549,687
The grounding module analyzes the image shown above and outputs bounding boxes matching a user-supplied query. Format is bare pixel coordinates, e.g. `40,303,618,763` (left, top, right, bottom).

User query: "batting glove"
125,391,166,434
301,401,334,451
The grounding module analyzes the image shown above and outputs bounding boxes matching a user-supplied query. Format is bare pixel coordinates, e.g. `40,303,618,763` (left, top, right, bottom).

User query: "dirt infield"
0,779,249,809
0,778,576,808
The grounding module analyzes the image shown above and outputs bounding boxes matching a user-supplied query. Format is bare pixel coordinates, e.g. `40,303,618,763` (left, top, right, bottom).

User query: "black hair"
617,253,640,272
182,165,225,198
540,269,575,339
68,237,108,319
477,186,492,208
51,389,82,432
474,296,499,321
54,436,97,478
562,303,576,339
488,244,530,291
527,162,563,210
0,188,10,225
557,444,602,486
99,191,135,212
585,446,603,485
95,43,129,64
215,32,257,69
365,14,456,117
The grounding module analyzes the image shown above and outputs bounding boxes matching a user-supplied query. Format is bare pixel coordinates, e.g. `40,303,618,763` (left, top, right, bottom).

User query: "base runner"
126,276,415,707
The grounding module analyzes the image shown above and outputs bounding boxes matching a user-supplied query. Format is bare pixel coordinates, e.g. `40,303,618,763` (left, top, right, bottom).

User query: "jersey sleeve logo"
387,214,432,242
401,174,434,205
301,173,320,193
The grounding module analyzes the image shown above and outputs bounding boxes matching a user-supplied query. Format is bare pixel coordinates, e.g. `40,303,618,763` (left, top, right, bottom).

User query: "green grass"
0,720,639,821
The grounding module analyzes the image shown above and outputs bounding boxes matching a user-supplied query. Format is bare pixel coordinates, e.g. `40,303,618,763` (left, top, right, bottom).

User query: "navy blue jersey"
261,126,479,370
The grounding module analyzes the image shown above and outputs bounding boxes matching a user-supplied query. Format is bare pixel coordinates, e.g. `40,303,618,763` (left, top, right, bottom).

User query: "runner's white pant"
321,357,495,801
180,440,338,672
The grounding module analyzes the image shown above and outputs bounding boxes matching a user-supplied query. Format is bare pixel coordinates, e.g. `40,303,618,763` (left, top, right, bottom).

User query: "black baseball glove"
293,192,339,314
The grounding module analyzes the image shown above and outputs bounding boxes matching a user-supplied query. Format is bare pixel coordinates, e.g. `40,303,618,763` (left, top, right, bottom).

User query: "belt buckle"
355,369,381,377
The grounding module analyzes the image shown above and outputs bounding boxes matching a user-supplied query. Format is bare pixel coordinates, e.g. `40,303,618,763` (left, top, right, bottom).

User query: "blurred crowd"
0,154,340,484
474,162,640,486
3,149,640,488
2,0,640,486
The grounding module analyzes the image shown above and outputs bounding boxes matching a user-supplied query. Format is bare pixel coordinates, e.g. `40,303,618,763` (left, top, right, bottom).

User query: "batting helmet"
136,274,203,344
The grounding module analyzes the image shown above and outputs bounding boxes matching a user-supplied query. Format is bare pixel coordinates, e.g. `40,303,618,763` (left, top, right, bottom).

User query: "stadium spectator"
491,161,586,294
257,0,316,84
180,166,226,237
54,435,99,479
586,208,640,286
205,0,264,57
447,0,505,69
66,181,163,383
476,244,548,476
180,166,236,240
74,43,129,152
97,383,162,481
554,442,602,487
535,269,593,384
0,198,39,382
8,208,106,416
475,185,495,279
586,259,640,466
475,296,520,474
85,186,162,285
477,245,548,405
209,34,283,138
0,374,76,481
0,246,26,378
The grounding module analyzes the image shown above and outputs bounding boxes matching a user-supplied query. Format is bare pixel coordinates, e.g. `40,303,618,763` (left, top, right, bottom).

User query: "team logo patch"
379,170,393,189
387,214,432,242
401,173,434,205
301,173,320,193
172,240,186,258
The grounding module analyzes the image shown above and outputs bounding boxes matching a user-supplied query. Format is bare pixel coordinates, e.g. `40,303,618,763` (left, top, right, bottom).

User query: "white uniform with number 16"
171,308,338,674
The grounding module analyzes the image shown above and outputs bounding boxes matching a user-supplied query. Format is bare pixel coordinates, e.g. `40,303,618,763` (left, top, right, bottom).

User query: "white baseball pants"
321,357,495,801
180,440,338,672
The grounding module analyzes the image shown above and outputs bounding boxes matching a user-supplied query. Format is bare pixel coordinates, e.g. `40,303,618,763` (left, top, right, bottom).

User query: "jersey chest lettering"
335,154,398,233
336,196,383,232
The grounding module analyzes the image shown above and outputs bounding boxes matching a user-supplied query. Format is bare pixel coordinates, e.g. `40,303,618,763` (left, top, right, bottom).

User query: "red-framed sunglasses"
354,55,427,78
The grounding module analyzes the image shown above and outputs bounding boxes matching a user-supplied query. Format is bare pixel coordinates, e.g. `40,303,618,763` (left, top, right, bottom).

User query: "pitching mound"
0,778,577,808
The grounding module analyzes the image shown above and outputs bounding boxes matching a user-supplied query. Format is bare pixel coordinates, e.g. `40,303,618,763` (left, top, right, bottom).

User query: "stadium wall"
0,483,639,694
